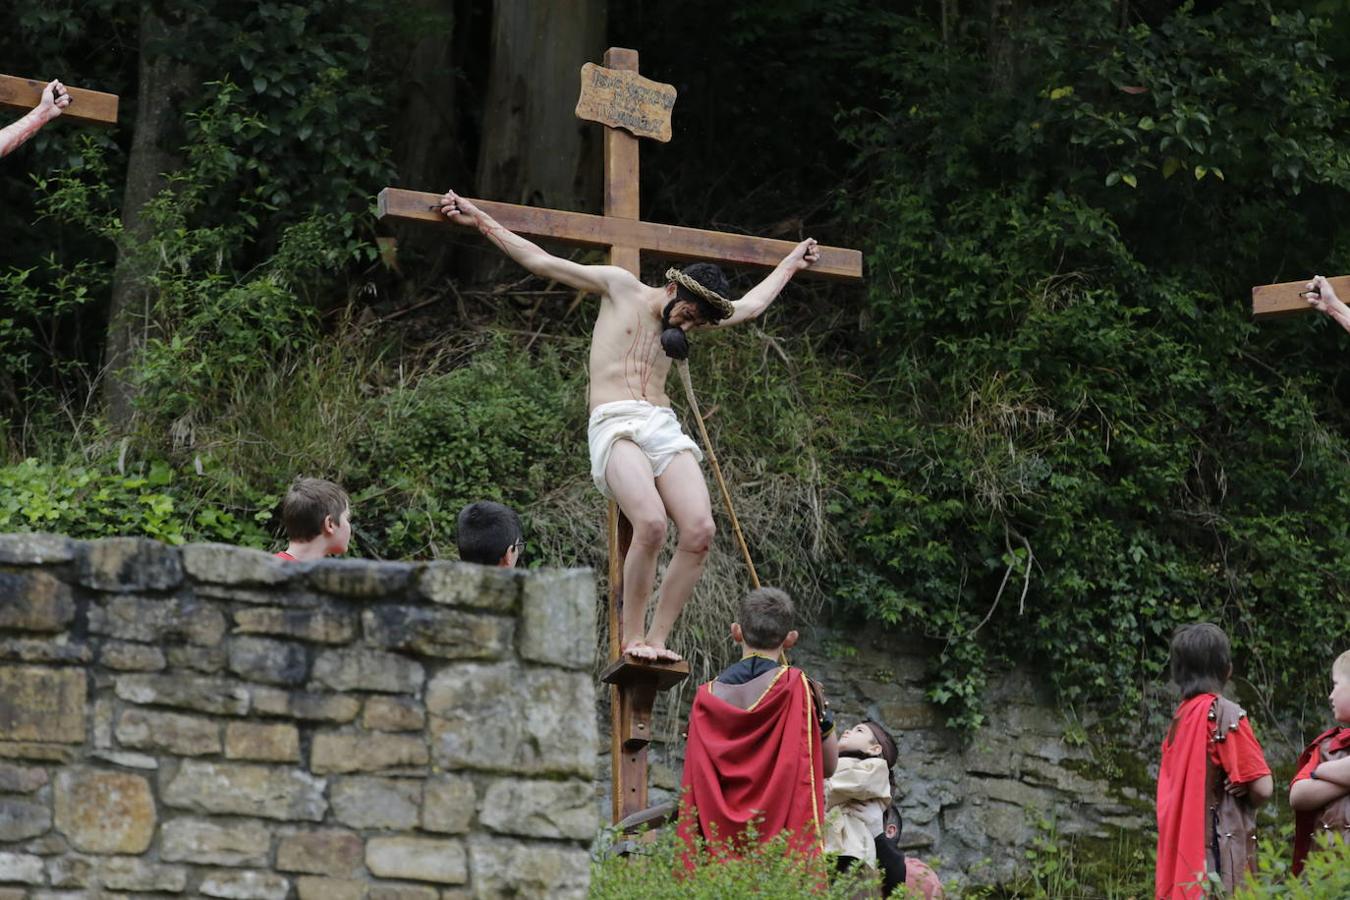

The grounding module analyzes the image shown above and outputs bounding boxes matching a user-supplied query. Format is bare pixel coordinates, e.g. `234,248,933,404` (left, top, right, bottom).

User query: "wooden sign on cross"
377,46,863,827
0,74,119,126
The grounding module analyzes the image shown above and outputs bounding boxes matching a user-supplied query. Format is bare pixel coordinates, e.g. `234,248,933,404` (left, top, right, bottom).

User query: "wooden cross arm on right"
0,75,118,126
1252,275,1350,319
378,188,864,282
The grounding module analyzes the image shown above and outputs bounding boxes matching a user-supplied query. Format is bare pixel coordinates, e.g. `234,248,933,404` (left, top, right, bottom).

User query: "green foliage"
1241,838,1350,898
820,0,1350,732
589,823,876,900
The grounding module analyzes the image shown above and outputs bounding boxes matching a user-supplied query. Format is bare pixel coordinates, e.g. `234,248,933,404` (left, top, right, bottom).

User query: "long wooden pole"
676,360,760,590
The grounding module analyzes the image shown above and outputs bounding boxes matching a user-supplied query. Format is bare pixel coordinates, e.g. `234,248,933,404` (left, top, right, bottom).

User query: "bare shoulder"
595,265,643,298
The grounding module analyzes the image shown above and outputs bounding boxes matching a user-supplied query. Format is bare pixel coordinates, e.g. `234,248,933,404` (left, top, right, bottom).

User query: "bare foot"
622,641,661,662
646,643,683,663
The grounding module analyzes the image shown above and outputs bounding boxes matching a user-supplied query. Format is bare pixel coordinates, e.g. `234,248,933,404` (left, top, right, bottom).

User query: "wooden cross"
0,75,119,126
1251,275,1348,318
378,46,863,826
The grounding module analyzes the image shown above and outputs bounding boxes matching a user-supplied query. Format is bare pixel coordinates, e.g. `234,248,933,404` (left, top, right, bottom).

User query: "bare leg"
605,440,669,662
645,451,715,661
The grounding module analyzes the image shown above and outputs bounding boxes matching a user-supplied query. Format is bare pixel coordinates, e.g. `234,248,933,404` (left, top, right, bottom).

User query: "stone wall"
627,626,1152,889
0,534,598,899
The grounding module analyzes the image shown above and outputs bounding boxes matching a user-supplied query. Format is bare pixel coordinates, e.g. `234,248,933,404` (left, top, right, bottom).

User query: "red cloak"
1291,725,1350,874
1155,693,1269,900
677,666,824,860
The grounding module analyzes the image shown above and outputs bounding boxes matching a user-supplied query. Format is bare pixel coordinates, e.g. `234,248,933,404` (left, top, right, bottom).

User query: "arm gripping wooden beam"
0,75,118,126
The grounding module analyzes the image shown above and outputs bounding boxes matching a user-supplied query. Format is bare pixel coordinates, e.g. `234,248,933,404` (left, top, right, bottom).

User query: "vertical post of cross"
602,46,644,827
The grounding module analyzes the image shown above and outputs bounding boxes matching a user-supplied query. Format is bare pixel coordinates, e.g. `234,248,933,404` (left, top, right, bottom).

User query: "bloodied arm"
439,189,639,297
718,238,820,327
1305,275,1350,335
0,80,70,159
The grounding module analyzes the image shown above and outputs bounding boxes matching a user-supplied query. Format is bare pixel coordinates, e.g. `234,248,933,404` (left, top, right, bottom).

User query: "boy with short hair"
678,586,837,858
455,501,524,567
1156,623,1273,899
1289,649,1350,873
275,477,351,561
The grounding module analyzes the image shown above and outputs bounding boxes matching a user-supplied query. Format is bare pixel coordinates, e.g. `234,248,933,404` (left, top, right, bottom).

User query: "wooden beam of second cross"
1251,275,1350,319
0,74,119,126
378,188,864,282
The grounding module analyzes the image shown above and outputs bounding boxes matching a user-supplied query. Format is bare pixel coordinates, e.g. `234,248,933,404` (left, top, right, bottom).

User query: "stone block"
421,775,475,834
427,664,595,777
362,696,424,732
468,836,589,899
0,666,86,743
182,543,293,586
45,854,91,887
53,768,155,854
251,687,360,723
89,596,225,646
89,750,158,769
78,537,182,592
0,573,74,632
518,569,595,670
0,744,73,764
0,797,51,841
365,837,466,885
199,869,290,900
276,829,364,877
311,733,428,775
362,606,513,661
416,563,520,612
308,560,413,598
234,606,357,644
198,584,326,607
479,778,595,840
330,777,420,830
160,817,271,866
115,674,249,716
312,648,423,694
162,761,326,822
0,852,45,884
98,856,189,892
0,763,48,793
877,701,942,731
23,832,67,858
369,885,439,900
167,643,227,673
225,722,300,762
0,639,90,665
296,877,365,900
98,641,166,672
0,533,74,565
116,708,221,756
228,637,309,686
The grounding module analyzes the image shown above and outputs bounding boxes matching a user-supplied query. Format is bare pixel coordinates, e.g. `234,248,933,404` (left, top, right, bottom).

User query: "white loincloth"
587,400,703,499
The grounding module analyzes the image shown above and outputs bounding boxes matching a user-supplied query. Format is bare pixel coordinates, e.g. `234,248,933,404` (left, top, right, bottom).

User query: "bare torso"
587,280,677,410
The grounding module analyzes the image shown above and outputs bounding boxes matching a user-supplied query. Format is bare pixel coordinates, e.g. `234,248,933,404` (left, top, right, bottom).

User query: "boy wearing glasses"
456,501,524,568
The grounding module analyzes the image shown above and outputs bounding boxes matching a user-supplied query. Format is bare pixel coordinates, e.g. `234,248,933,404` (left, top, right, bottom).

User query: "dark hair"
738,586,795,650
456,501,522,565
863,719,899,770
281,477,349,541
673,262,731,318
1170,622,1231,698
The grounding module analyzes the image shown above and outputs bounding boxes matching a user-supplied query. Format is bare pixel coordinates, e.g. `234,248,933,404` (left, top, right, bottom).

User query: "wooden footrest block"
600,657,690,691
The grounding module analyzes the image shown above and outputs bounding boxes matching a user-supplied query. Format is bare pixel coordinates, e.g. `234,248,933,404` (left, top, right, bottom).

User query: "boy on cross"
438,189,819,663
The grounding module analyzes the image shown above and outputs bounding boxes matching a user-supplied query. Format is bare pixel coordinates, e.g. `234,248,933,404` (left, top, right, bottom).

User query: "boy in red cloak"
1155,623,1273,900
1288,649,1350,874
677,586,838,859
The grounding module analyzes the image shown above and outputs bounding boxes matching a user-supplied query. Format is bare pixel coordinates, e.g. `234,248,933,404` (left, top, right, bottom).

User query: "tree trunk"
103,1,198,426
987,0,1021,95
471,0,606,280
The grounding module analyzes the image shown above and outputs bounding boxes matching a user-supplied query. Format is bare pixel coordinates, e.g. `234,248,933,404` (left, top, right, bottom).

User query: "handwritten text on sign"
574,63,676,143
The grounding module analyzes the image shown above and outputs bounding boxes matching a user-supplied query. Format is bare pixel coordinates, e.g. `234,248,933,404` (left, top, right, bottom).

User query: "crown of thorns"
665,267,735,321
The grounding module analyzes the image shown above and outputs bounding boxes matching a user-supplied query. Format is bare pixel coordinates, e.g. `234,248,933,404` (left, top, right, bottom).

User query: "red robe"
1290,725,1350,874
1155,694,1270,900
677,666,824,860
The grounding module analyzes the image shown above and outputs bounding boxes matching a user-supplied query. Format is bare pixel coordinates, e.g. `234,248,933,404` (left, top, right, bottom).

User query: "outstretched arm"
0,80,70,159
439,190,638,296
1305,275,1350,334
718,238,820,328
